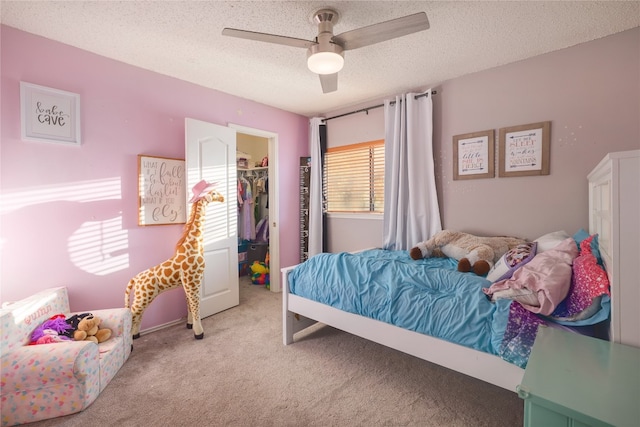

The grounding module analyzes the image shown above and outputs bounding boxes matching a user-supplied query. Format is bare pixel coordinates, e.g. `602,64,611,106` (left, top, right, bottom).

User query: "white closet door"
185,118,239,317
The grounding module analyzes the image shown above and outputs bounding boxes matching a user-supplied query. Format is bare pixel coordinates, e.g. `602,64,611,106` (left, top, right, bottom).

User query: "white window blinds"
323,140,384,213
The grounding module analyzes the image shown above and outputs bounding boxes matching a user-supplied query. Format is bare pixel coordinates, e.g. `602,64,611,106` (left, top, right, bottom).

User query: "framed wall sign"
499,121,550,177
138,155,187,226
20,82,81,146
453,129,495,180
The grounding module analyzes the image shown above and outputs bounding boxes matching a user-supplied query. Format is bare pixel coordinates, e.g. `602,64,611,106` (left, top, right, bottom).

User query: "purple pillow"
486,242,537,282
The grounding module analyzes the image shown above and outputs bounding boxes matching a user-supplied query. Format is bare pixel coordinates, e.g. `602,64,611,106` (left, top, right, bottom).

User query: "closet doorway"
230,124,280,293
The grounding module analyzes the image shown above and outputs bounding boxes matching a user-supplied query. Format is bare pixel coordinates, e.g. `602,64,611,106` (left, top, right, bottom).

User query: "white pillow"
491,288,540,307
534,230,571,253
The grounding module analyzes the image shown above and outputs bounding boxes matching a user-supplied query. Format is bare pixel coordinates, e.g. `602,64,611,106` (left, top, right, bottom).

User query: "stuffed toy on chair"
29,315,73,345
409,230,526,276
74,314,112,344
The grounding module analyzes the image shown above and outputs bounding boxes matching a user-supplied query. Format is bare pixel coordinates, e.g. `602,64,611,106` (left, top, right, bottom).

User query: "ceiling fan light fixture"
307,51,344,74
223,9,429,92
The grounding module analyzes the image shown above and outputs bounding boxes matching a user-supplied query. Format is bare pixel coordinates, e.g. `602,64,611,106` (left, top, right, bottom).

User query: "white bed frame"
281,150,638,393
281,265,525,392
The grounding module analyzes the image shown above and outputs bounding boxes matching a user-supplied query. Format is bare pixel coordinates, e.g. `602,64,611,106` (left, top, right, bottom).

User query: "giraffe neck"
175,199,208,252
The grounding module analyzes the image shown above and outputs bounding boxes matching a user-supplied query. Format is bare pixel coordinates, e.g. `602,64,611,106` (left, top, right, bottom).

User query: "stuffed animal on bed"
409,230,526,276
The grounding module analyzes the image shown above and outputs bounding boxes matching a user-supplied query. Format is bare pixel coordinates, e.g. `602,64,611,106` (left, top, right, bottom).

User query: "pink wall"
0,26,309,332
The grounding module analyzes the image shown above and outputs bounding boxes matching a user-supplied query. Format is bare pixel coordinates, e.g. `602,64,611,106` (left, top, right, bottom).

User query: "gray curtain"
382,90,441,250
308,117,324,257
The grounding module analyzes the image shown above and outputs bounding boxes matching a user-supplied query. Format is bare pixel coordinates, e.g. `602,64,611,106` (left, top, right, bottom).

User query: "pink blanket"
484,238,578,315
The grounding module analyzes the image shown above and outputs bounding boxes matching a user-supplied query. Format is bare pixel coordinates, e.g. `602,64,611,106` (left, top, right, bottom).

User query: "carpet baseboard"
139,317,185,336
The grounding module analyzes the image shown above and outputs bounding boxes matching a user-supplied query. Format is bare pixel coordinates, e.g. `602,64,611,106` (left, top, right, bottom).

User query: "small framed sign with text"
20,82,81,146
453,129,495,180
499,121,550,177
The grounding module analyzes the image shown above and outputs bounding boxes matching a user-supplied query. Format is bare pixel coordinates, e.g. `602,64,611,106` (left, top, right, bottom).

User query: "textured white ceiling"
2,1,639,117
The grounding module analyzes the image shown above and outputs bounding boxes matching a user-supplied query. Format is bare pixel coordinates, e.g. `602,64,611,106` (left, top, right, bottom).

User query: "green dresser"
517,326,640,427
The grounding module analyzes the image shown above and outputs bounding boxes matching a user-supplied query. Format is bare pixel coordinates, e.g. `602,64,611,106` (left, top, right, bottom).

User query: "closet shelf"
238,166,268,171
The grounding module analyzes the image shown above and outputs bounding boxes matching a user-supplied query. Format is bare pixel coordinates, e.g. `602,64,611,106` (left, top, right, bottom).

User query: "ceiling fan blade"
319,73,338,93
222,28,316,49
333,12,429,51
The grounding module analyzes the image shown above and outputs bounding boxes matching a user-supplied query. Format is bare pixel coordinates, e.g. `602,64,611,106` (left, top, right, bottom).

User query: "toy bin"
247,242,269,264
238,240,249,276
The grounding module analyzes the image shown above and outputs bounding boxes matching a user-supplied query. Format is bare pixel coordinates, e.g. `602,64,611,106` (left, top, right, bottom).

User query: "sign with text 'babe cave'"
20,82,81,146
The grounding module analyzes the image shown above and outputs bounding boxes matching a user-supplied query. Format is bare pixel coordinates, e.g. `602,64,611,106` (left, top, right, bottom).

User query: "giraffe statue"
125,180,224,340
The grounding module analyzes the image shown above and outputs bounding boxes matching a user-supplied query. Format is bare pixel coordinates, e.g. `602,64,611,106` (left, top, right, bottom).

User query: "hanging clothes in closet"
237,174,255,241
238,169,269,242
254,174,269,242
255,174,268,216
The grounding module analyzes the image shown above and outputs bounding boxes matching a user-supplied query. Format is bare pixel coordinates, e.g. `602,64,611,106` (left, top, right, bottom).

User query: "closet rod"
322,90,437,123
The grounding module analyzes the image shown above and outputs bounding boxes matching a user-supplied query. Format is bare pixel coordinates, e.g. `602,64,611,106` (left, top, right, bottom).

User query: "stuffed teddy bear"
62,312,92,338
409,230,526,276
74,314,112,344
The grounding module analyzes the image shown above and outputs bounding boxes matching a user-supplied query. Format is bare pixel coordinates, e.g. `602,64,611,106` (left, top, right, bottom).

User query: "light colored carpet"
29,276,524,426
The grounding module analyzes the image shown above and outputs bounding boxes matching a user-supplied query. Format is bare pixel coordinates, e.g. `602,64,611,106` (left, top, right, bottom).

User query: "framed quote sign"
453,129,495,180
138,155,187,226
20,82,81,146
499,121,551,177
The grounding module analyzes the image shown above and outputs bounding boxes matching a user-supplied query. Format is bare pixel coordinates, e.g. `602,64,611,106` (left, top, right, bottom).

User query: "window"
323,139,384,213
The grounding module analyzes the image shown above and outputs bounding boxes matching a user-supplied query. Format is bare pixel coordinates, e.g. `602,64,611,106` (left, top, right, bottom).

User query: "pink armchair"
1,287,132,426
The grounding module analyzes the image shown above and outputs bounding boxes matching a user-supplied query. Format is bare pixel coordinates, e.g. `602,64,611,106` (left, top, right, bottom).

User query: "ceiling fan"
222,9,429,94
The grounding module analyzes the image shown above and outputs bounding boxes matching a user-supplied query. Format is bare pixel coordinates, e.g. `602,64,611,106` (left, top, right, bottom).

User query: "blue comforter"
288,249,512,357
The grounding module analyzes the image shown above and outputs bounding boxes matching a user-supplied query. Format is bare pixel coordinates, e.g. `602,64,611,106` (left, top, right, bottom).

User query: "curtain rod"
321,90,437,123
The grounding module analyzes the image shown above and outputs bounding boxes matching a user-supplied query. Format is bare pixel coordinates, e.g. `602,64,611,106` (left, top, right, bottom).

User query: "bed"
281,150,639,393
